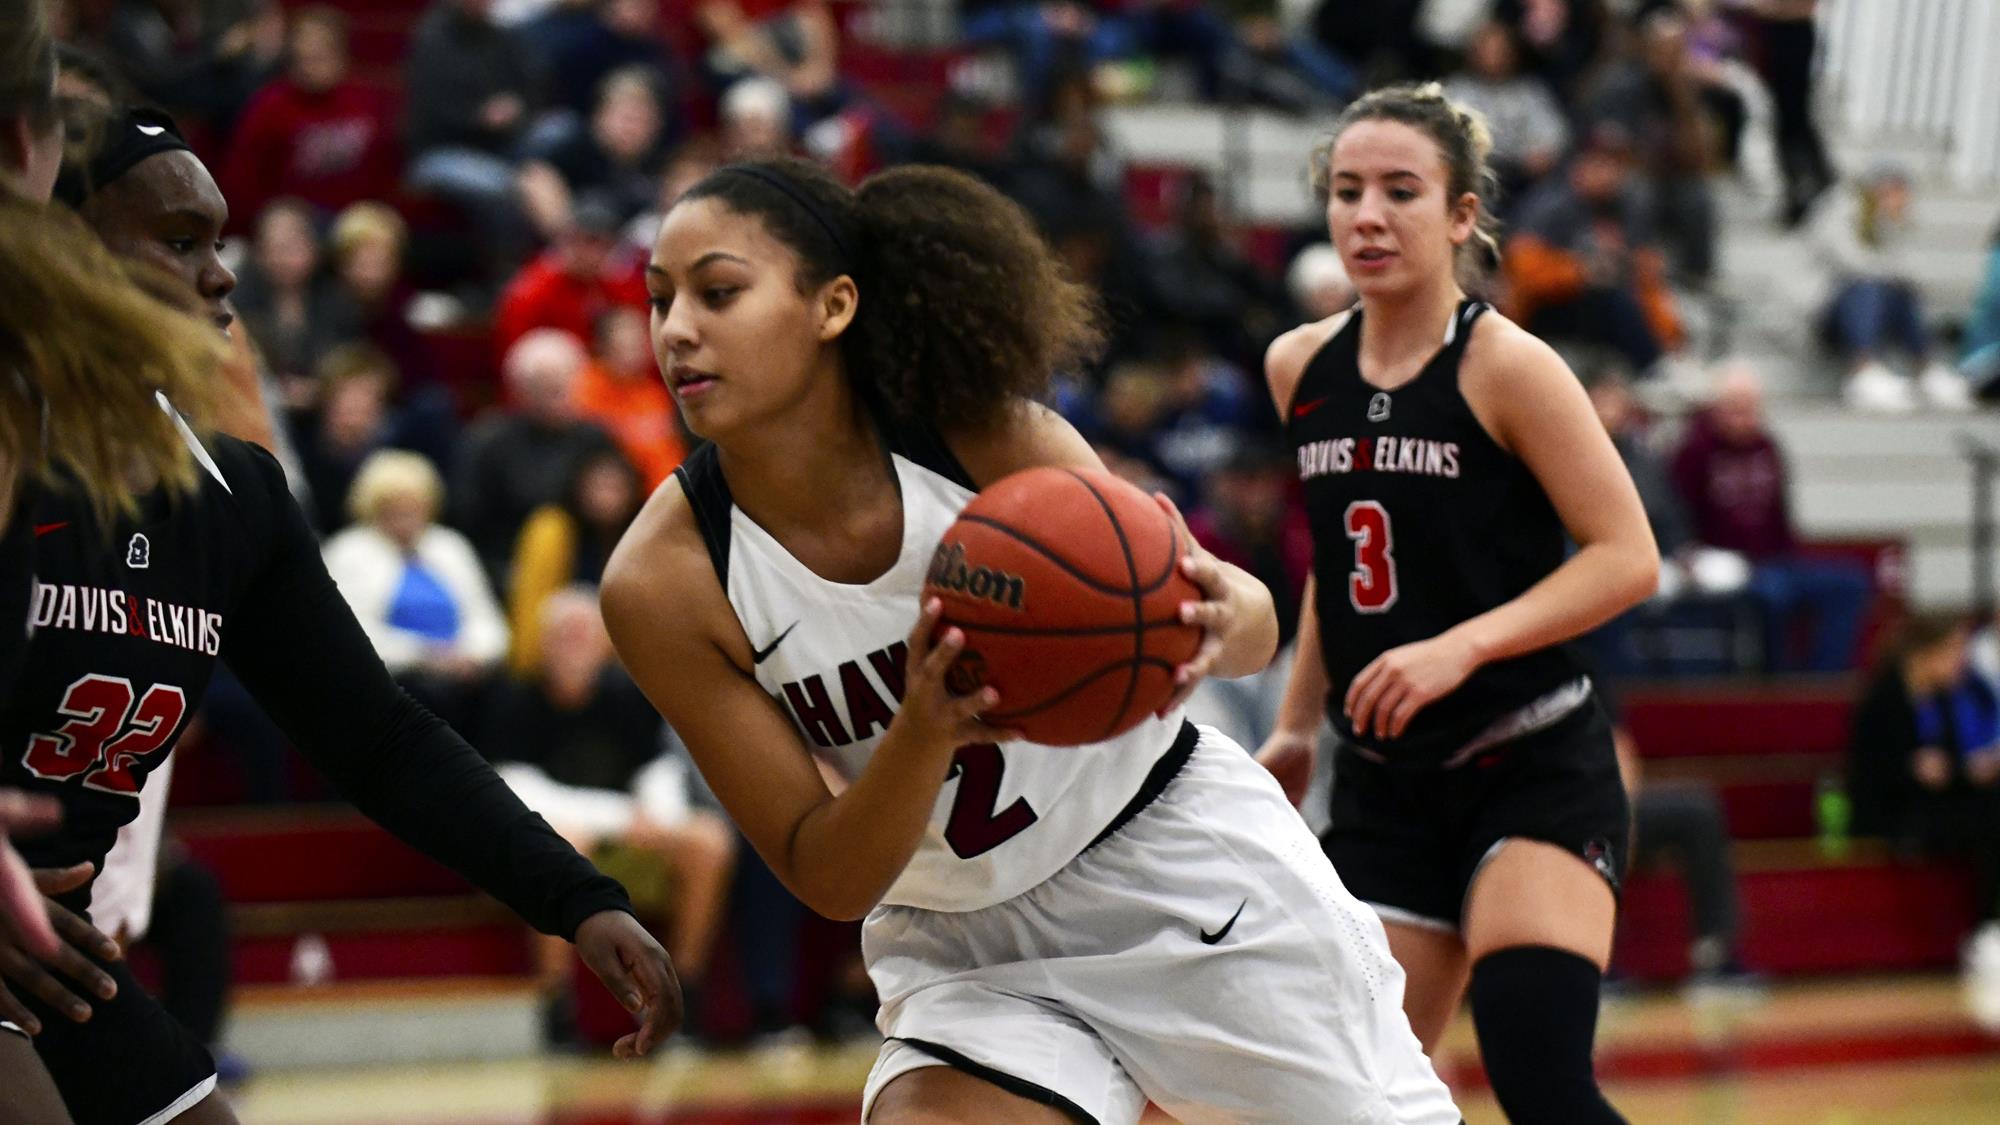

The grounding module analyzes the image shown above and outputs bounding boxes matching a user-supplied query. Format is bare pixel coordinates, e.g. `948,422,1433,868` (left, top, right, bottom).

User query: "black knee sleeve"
1469,946,1626,1125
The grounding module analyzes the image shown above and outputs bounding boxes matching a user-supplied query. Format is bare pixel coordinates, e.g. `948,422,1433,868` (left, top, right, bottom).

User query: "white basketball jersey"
676,426,1184,913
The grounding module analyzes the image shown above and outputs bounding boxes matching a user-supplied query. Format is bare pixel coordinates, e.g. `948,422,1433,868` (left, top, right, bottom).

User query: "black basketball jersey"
3,415,628,934
1288,300,1582,766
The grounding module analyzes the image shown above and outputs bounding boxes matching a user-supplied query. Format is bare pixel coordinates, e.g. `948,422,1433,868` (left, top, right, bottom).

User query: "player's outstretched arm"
211,441,682,1049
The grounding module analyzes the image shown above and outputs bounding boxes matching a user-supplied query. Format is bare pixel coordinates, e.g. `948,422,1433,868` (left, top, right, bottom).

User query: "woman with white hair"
323,449,509,734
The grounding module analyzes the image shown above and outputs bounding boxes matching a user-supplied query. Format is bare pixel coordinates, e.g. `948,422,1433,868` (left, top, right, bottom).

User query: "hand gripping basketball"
1149,492,1233,718
898,598,1022,753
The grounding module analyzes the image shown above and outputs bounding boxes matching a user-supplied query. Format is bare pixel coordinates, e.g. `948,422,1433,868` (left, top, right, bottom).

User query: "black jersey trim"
1081,718,1198,854
875,409,978,491
893,1037,1100,1123
673,443,735,587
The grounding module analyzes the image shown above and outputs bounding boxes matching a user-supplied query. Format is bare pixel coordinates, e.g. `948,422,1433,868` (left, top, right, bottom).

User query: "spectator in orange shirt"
494,193,650,364
574,305,686,492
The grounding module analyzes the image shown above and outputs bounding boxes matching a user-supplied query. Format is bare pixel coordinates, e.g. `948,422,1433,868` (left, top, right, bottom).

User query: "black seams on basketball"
923,466,1202,746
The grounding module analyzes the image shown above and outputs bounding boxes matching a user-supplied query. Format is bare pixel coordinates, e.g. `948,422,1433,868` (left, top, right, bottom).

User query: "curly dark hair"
678,157,1104,431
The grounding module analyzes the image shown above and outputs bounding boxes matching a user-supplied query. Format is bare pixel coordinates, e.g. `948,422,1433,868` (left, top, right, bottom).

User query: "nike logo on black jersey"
33,522,68,537
1200,899,1247,944
1292,397,1329,419
751,622,798,665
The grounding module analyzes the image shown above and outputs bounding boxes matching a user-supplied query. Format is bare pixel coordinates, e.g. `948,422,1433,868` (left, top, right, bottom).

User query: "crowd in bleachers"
41,0,2000,1047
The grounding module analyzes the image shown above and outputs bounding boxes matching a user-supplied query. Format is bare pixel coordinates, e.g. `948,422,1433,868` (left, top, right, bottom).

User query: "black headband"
54,106,193,208
719,163,852,267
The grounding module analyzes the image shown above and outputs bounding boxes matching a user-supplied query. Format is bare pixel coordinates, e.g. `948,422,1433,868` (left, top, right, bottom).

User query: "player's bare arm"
1257,324,1340,796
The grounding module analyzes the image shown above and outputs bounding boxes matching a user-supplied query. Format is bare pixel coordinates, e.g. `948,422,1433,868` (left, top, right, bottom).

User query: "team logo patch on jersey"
927,542,1026,611
1367,391,1392,423
125,534,151,570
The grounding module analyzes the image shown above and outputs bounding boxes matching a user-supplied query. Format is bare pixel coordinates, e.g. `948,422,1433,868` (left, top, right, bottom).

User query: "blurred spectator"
403,0,541,268
1309,0,1424,85
1810,164,1975,413
717,75,793,160
518,66,672,239
454,330,620,580
1584,366,1757,677
1142,175,1287,371
1491,0,1614,101
507,447,645,676
575,306,686,491
222,6,399,231
325,450,509,734
1069,359,1175,493
623,136,724,251
1582,9,1719,284
1967,220,2000,397
231,198,345,396
524,0,678,118
896,91,1006,182
695,0,840,125
1188,440,1311,651
1612,715,1759,995
323,201,433,391
1738,0,1835,226
101,0,286,139
495,193,651,359
487,589,736,1045
292,344,396,532
1507,128,1684,375
1671,362,1870,673
1441,21,1568,210
1849,614,1999,934
1216,0,1356,112
1285,242,1355,321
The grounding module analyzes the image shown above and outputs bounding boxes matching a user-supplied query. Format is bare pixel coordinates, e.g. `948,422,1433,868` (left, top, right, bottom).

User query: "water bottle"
1815,774,1851,858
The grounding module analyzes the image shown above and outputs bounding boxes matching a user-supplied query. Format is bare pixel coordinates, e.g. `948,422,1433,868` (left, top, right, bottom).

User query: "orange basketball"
923,466,1203,746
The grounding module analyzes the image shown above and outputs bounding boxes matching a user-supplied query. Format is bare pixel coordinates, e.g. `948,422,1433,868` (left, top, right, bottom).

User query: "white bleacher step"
223,978,541,1071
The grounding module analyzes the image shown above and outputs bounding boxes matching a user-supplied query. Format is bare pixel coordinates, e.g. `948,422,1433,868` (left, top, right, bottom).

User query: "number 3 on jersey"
1345,500,1398,614
22,674,187,796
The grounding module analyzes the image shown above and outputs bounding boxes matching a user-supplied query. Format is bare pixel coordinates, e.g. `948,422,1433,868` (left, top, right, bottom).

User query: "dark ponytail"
680,158,1103,430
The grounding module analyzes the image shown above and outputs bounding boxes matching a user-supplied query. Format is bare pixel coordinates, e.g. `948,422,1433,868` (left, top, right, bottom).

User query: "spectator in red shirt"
494,193,649,362
1671,362,1870,672
223,6,400,231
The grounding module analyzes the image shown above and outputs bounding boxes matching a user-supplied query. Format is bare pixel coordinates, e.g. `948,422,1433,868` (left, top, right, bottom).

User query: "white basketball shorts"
860,726,1461,1124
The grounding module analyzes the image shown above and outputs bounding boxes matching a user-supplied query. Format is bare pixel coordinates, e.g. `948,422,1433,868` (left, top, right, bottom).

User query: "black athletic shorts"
1321,694,1630,933
2,954,216,1125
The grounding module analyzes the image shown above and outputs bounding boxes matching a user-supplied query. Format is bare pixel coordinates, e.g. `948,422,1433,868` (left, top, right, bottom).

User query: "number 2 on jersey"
943,743,1037,858
22,674,187,796
1345,500,1399,613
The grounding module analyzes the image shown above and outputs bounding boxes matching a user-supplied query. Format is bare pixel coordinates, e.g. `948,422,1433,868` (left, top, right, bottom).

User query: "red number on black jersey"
942,743,1038,858
1344,501,1398,614
22,674,187,796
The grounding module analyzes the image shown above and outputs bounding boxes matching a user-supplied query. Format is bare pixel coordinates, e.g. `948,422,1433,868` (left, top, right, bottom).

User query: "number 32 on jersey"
21,674,187,796
1344,500,1398,614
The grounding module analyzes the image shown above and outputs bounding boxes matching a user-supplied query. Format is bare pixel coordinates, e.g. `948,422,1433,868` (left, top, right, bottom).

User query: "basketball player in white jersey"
604,157,1461,1123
